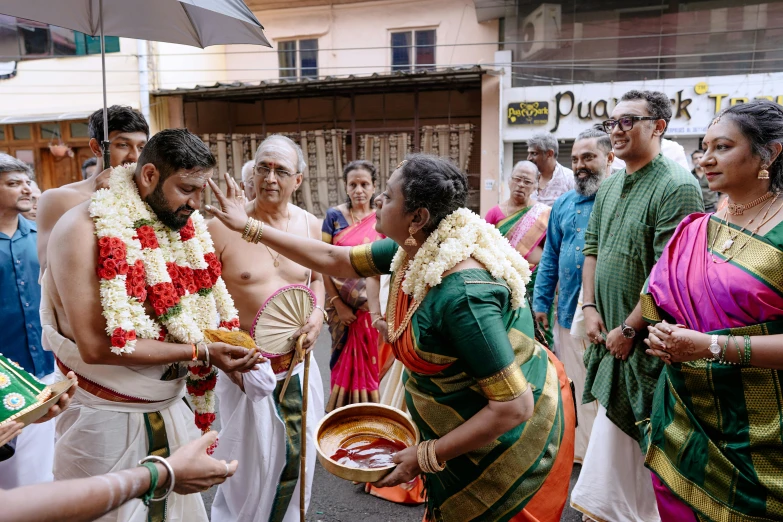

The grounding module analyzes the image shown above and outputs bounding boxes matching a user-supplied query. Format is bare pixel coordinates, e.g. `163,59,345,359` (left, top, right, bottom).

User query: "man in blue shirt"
532,128,613,463
0,153,56,489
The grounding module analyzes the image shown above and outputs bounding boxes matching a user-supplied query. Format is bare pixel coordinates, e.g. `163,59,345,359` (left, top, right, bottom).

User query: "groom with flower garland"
44,129,263,522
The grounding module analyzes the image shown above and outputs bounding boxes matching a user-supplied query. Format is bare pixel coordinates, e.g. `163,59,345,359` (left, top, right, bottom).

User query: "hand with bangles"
644,320,712,364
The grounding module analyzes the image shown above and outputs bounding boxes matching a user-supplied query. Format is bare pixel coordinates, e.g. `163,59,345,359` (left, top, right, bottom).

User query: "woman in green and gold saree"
641,100,783,521
206,154,575,522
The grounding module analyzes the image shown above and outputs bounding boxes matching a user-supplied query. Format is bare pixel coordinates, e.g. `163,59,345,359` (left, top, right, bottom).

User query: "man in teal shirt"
570,91,703,522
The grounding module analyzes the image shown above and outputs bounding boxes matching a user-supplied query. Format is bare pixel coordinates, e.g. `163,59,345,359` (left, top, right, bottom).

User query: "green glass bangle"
744,335,752,366
720,334,731,364
140,462,159,506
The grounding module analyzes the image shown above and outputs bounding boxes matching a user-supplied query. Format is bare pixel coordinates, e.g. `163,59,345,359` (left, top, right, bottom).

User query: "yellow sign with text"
507,102,549,125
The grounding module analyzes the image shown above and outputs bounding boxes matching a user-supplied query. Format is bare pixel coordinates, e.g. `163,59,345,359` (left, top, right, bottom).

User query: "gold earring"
405,226,418,247
759,165,770,180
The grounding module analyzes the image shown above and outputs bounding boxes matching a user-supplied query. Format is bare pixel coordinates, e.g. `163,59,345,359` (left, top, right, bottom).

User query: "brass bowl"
315,403,419,483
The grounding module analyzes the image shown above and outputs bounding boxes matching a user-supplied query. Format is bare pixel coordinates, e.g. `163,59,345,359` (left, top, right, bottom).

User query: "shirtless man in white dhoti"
207,135,326,522
45,128,262,522
37,105,149,272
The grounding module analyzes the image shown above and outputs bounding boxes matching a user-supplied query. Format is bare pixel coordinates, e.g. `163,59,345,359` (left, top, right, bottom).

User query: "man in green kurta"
569,90,703,522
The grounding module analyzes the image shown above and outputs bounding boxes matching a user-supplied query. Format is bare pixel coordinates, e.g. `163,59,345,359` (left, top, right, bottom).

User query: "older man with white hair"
208,135,325,522
240,160,257,202
527,132,575,206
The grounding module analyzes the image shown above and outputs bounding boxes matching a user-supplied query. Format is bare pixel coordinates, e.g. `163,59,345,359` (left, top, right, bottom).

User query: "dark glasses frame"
602,116,659,133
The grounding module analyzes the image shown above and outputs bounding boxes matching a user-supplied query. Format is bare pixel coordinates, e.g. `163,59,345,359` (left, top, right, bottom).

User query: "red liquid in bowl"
330,435,407,469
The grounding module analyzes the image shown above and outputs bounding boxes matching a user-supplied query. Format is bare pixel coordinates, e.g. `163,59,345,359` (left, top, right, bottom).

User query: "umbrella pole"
99,0,110,169
300,340,310,522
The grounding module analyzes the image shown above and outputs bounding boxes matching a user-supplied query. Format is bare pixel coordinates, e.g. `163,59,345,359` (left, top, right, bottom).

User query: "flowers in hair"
390,208,531,309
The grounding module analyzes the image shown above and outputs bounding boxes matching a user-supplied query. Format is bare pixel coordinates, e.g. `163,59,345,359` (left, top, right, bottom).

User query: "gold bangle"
252,219,264,244
428,439,445,472
242,218,256,242
328,296,340,307
242,218,253,240
417,442,432,474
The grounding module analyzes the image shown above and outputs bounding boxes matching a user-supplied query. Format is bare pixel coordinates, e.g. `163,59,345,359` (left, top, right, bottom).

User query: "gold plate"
6,378,75,428
315,403,419,483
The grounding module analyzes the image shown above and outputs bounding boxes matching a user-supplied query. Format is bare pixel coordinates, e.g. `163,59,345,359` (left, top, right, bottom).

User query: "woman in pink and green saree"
322,160,384,412
486,160,553,346
640,100,783,522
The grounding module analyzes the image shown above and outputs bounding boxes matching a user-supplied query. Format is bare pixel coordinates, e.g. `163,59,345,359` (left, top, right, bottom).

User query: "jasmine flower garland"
390,208,531,309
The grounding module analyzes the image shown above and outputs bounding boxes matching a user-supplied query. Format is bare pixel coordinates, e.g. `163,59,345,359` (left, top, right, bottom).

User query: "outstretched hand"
167,431,238,494
205,174,250,233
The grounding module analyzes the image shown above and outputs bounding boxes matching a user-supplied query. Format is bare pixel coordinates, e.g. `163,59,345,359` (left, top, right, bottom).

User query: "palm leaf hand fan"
250,284,315,357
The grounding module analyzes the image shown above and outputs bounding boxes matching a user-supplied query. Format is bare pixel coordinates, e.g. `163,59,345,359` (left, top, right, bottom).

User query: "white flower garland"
390,208,531,309
90,165,239,352
89,164,240,442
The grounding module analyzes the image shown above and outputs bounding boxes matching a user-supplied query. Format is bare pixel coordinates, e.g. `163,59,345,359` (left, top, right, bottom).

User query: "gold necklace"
727,191,774,216
349,208,357,226
261,211,291,268
712,197,770,254
386,260,426,343
710,194,783,263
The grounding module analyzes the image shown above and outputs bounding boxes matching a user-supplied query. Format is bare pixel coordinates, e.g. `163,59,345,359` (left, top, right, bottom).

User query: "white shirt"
533,162,575,206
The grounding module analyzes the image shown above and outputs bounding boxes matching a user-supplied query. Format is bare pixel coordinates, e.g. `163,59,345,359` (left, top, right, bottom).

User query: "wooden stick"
300,335,311,522
279,335,306,402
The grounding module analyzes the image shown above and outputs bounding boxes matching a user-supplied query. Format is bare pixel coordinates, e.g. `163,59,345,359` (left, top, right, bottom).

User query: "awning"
152,66,486,102
0,111,94,124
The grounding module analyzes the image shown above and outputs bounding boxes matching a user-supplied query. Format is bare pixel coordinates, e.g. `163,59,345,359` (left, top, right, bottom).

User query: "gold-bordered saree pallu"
641,214,783,521
350,240,573,522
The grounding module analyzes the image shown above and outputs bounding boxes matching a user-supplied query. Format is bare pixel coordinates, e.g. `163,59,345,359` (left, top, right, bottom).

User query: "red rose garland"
91,166,242,450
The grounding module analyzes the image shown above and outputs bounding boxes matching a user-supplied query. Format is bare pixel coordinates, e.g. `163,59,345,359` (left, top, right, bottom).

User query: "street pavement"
202,329,584,521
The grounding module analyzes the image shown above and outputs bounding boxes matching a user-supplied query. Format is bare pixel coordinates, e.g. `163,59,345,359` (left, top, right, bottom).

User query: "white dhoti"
553,322,597,463
211,354,324,522
0,371,56,488
40,276,207,522
570,405,660,522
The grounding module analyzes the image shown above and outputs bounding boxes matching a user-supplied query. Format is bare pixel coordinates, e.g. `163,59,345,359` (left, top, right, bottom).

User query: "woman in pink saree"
486,160,552,344
322,160,384,412
640,101,783,521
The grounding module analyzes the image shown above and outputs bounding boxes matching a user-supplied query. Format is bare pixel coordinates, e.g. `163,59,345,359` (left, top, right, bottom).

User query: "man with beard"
207,135,325,522
570,91,703,522
532,128,613,464
37,105,149,272
44,129,261,521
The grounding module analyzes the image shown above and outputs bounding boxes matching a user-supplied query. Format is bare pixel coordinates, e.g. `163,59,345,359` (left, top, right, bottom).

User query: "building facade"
0,0,508,214
481,0,783,189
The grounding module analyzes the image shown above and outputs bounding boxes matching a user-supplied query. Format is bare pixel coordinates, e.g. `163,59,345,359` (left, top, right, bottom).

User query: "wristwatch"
708,334,721,361
621,322,636,339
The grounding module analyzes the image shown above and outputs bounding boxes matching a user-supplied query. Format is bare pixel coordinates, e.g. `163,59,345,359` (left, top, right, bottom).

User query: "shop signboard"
503,72,783,140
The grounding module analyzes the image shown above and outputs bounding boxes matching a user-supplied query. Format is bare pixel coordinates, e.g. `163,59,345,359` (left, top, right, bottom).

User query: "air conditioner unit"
519,4,561,60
